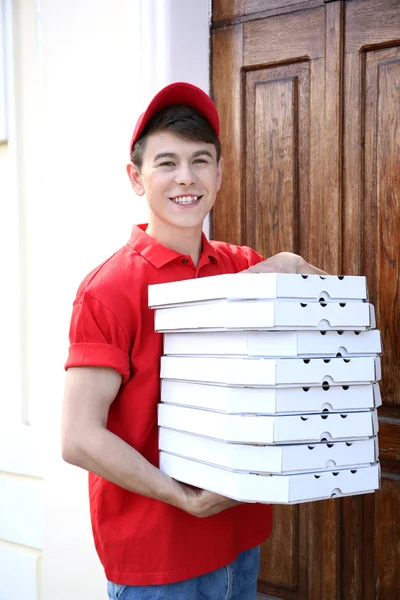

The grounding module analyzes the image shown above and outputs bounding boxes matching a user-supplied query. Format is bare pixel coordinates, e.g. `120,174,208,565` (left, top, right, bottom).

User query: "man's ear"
126,162,145,196
216,156,224,192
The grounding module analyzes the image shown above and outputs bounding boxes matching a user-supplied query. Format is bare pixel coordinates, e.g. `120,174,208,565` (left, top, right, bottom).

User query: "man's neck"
146,222,203,266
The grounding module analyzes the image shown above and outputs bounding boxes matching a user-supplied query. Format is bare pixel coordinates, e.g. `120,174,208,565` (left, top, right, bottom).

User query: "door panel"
212,0,400,598
245,63,310,259
245,0,314,14
212,0,325,23
376,478,400,597
363,47,400,407
243,8,325,65
258,504,299,592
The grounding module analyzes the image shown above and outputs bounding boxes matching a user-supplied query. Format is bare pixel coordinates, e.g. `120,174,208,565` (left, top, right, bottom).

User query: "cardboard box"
149,273,368,307
160,356,381,386
157,404,378,444
160,380,382,414
163,329,382,357
159,428,378,474
159,453,380,503
154,301,375,332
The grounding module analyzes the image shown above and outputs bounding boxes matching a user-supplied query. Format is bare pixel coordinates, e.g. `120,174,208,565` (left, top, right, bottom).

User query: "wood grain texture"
361,493,377,600
306,57,325,268
345,0,400,53
307,499,339,600
255,77,298,255
213,0,326,30
379,420,400,467
363,46,400,408
342,51,362,276
258,505,299,592
212,0,244,21
244,8,325,65
245,68,306,258
211,25,244,246
321,1,343,275
339,496,364,600
306,1,343,273
375,58,400,406
244,0,312,14
376,478,400,599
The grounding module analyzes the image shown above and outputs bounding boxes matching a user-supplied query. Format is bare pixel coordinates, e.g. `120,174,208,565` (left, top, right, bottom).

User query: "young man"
62,82,325,600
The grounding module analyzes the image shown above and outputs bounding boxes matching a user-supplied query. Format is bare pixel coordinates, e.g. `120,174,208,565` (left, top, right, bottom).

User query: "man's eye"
193,158,208,164
158,161,175,167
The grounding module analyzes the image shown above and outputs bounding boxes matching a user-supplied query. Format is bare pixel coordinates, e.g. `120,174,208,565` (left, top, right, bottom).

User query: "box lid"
157,403,378,444
149,273,368,308
155,301,375,332
159,428,378,474
163,329,382,357
160,356,381,386
160,453,380,503
161,380,382,414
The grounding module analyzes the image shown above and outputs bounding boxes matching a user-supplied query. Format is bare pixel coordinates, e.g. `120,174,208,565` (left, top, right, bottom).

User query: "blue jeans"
107,546,260,600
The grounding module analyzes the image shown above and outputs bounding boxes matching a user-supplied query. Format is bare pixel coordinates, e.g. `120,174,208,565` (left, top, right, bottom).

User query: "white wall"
0,2,44,598
39,1,211,599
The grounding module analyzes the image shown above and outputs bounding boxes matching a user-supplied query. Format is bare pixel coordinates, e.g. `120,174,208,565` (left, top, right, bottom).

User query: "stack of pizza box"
148,273,381,504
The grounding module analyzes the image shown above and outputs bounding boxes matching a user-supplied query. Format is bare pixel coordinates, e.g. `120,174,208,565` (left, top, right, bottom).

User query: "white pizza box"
160,380,382,414
148,273,368,308
157,404,378,444
159,453,380,504
160,356,381,387
154,301,375,332
163,329,382,358
159,428,379,474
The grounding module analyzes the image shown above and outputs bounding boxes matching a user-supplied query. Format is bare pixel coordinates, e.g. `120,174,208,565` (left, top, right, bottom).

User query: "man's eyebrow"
192,150,214,159
153,152,177,161
153,149,214,162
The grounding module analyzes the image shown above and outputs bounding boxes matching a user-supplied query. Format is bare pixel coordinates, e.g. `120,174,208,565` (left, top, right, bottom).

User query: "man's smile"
169,195,203,205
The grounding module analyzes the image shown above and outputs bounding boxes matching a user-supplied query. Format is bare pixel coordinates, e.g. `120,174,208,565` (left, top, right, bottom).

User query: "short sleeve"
239,245,265,269
65,292,131,383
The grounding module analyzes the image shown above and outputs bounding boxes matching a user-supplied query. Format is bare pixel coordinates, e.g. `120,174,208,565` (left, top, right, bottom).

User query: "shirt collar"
127,224,219,269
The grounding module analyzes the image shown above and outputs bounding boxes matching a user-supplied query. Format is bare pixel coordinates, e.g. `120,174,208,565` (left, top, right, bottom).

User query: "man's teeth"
171,195,199,205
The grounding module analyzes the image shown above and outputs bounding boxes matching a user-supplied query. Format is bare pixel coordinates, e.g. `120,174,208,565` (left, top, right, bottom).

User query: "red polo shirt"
65,224,273,586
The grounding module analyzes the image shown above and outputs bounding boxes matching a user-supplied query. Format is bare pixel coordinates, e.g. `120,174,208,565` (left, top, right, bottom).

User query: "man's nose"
175,163,196,185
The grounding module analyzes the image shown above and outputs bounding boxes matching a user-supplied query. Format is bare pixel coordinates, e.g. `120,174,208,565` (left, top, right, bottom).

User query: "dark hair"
130,105,221,169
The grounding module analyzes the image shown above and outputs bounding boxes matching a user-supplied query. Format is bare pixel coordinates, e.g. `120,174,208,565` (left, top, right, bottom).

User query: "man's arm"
62,366,239,518
244,251,328,275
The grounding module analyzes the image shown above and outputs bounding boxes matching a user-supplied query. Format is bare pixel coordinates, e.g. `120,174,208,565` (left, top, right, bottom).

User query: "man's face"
128,130,223,233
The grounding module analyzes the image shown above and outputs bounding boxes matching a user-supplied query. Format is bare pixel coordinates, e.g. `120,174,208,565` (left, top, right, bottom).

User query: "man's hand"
244,251,327,275
175,482,242,518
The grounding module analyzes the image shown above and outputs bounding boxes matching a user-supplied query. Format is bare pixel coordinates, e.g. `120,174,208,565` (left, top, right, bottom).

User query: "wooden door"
211,1,400,598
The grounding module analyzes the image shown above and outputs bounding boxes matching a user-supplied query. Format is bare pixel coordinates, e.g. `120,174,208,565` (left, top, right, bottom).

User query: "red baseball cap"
129,82,220,154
